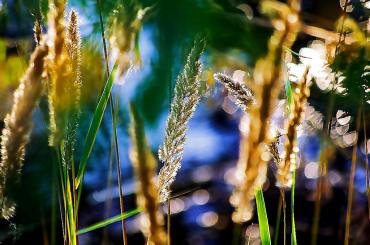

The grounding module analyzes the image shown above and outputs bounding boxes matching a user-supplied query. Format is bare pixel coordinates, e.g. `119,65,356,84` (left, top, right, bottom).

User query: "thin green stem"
291,166,297,245
96,1,128,244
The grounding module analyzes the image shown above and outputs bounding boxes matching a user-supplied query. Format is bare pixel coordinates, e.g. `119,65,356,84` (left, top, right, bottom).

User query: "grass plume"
214,73,255,112
63,10,82,162
47,1,81,147
276,67,310,188
108,0,143,76
0,42,48,220
231,0,301,223
157,38,205,202
129,103,166,245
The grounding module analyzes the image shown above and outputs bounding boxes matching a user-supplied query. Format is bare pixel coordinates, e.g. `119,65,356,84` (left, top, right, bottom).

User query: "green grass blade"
256,187,271,245
77,208,140,235
285,78,293,110
66,177,77,245
75,63,118,188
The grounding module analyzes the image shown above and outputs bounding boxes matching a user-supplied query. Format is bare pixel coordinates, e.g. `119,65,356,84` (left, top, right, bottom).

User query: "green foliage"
77,209,140,235
256,188,271,245
75,63,118,188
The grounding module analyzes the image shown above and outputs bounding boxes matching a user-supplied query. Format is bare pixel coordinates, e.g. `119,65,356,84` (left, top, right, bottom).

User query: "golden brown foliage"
276,67,310,188
46,2,82,147
231,0,301,223
129,103,166,245
0,43,48,219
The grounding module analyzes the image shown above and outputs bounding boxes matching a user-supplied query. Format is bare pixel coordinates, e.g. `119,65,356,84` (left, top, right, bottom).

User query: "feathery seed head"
0,43,48,219
47,5,82,147
108,0,142,76
157,38,206,202
214,72,255,111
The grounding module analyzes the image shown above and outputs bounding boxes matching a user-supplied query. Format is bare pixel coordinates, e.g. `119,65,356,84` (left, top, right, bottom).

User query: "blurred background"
0,0,369,244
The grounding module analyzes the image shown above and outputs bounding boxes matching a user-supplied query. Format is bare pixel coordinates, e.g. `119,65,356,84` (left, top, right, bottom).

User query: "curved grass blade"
75,62,118,188
256,187,271,245
77,208,140,235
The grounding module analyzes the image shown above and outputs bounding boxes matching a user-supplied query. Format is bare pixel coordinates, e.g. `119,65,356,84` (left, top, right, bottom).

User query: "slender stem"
167,55,173,245
103,137,115,244
273,194,282,245
291,164,297,245
167,198,171,245
344,108,362,245
280,189,286,245
96,0,128,244
363,109,370,219
51,151,57,245
311,4,349,241
311,152,325,245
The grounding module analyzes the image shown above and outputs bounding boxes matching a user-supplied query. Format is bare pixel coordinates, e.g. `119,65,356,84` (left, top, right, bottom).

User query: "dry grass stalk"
231,0,301,223
214,73,255,112
47,1,81,147
157,39,205,202
129,103,166,245
0,42,48,220
276,67,310,188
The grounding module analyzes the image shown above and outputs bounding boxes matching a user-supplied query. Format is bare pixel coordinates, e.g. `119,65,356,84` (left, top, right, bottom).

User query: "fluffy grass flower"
0,43,48,220
157,38,205,202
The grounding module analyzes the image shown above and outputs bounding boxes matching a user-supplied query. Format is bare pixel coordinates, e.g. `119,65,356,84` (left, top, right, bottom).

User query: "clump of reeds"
0,36,48,219
214,73,255,112
129,103,166,245
108,0,143,76
157,38,205,202
276,67,310,188
231,0,301,223
46,1,81,147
